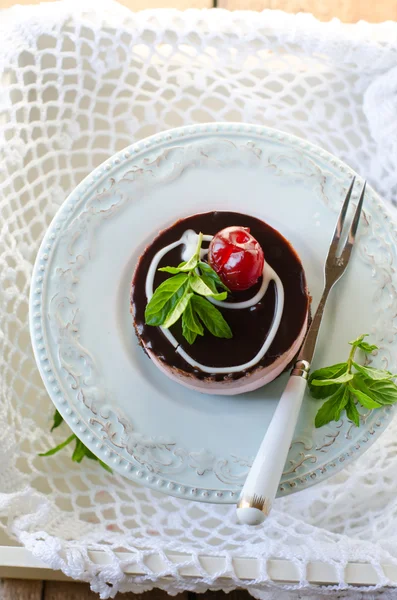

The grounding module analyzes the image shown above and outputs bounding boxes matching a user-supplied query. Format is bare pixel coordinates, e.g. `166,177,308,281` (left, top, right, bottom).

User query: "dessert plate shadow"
30,123,397,503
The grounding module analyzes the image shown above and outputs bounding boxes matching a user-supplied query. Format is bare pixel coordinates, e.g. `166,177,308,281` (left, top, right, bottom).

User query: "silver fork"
236,177,366,526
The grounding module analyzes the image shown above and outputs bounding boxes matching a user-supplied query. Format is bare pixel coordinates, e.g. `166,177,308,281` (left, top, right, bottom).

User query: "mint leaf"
145,274,189,326
199,273,218,294
349,334,368,347
357,341,378,353
159,233,203,274
162,287,191,328
198,261,230,293
332,386,351,421
182,325,197,345
346,398,360,427
160,234,203,273
83,447,113,473
179,256,198,272
145,234,232,343
99,460,113,473
355,377,397,405
189,274,227,301
51,409,63,432
308,363,348,399
191,295,232,339
315,386,350,428
40,431,113,473
71,438,112,472
311,371,353,387
181,232,203,271
349,385,382,409
72,438,87,463
349,334,378,354
159,262,187,274
159,232,202,274
352,361,393,381
310,335,393,428
310,363,348,379
370,379,397,405
182,298,204,345
315,396,340,428
39,434,76,456
352,374,375,396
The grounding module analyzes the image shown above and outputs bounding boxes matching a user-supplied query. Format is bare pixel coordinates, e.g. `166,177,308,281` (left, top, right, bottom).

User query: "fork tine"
348,181,366,244
327,176,356,259
334,176,356,240
338,180,366,266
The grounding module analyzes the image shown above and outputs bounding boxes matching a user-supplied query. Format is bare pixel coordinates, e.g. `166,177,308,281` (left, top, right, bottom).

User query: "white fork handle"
236,374,308,526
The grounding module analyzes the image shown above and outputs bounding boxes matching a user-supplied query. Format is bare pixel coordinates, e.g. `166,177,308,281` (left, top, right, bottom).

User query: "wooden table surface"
0,581,252,600
1,0,396,597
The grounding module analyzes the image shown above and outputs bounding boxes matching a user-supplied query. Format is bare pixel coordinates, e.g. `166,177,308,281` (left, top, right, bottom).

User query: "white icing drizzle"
145,231,285,374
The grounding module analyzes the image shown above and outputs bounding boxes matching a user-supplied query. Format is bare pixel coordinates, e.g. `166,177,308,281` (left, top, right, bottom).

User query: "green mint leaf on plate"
51,409,64,432
198,261,230,293
352,361,394,381
182,298,204,345
349,385,382,409
189,273,227,301
310,334,396,429
145,273,189,326
368,379,397,405
39,434,76,457
354,376,397,405
308,363,348,399
191,295,232,339
356,341,378,353
345,397,360,427
310,371,353,386
314,386,350,428
161,287,191,329
349,334,378,354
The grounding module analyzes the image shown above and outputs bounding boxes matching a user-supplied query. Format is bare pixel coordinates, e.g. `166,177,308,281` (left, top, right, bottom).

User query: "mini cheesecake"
130,211,310,395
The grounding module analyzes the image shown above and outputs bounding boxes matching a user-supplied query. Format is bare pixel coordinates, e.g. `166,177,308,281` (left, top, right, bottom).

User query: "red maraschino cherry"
208,226,265,291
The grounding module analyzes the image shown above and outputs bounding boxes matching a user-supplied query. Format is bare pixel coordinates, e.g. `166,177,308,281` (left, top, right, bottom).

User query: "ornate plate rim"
29,122,397,503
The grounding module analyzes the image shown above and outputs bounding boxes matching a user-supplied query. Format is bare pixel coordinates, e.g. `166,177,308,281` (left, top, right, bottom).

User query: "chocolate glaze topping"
131,212,309,381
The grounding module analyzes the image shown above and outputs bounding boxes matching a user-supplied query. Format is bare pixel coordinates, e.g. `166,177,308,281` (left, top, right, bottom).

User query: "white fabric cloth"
1,1,397,597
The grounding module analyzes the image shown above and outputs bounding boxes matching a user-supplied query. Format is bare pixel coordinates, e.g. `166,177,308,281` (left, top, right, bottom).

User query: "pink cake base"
144,313,308,396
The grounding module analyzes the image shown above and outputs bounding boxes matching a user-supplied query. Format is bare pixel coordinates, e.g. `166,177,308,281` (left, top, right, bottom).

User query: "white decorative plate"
30,123,397,504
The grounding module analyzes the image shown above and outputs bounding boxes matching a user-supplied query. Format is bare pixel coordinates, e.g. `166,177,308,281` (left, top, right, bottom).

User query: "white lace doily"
2,1,397,598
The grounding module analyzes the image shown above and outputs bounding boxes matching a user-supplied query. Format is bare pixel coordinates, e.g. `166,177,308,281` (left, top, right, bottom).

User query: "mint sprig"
309,334,397,428
145,233,232,344
40,410,112,473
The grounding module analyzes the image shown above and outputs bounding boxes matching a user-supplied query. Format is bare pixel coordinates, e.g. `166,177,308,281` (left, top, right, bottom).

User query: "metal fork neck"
291,359,311,378
296,284,333,367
